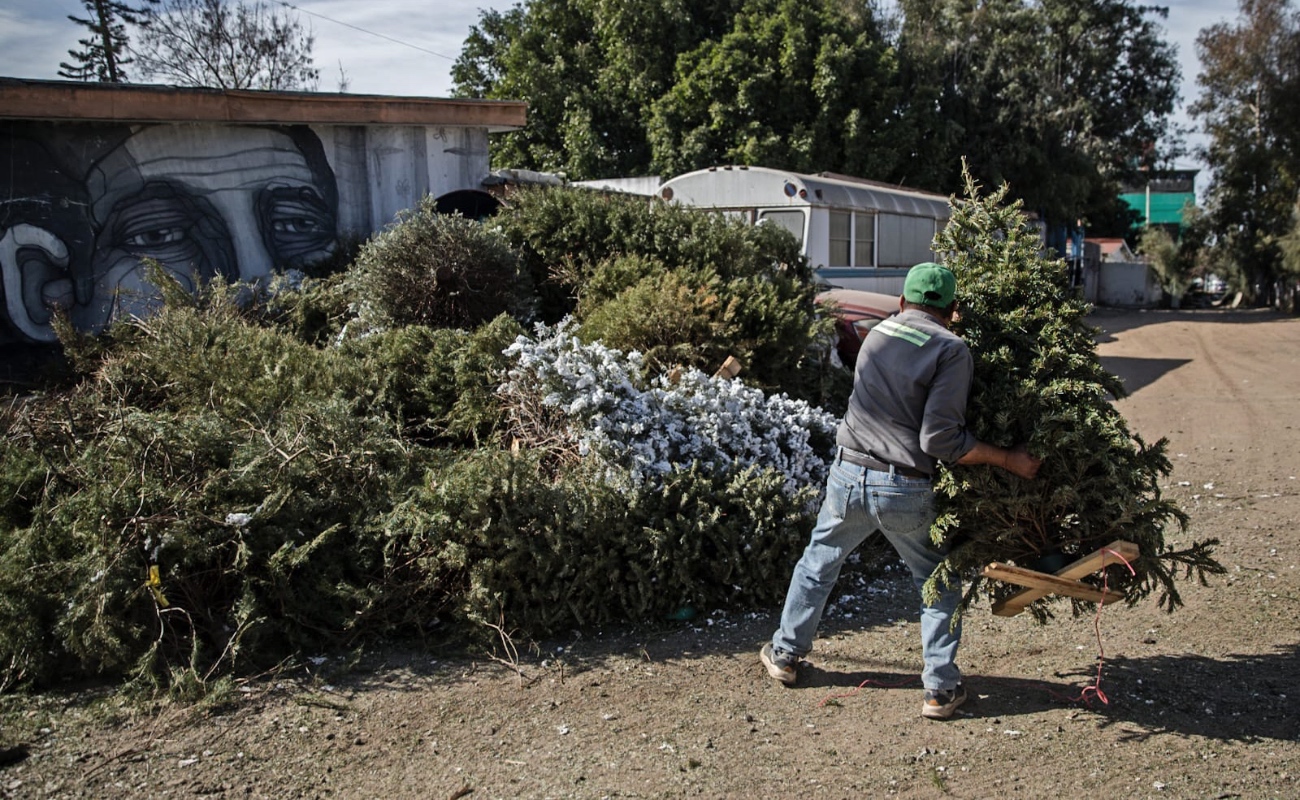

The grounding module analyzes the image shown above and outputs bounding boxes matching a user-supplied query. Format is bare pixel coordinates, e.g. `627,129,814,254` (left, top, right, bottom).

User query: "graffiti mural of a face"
0,124,339,342
82,125,338,329
0,136,94,343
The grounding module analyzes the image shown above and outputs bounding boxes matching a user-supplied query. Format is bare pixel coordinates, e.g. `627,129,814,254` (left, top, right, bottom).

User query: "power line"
275,1,455,61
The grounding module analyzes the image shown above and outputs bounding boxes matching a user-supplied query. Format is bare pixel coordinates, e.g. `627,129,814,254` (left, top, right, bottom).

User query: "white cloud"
289,0,518,97
0,5,84,81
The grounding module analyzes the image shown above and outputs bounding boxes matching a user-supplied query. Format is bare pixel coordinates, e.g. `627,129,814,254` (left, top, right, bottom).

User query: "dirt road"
3,308,1299,799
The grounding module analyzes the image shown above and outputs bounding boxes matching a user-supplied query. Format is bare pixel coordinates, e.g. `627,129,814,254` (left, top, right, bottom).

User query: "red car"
815,288,899,366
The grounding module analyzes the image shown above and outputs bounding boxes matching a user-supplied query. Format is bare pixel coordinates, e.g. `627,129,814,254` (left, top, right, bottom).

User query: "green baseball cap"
903,262,957,308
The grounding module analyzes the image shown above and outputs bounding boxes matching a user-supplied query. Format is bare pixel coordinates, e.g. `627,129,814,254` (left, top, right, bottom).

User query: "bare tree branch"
132,0,318,91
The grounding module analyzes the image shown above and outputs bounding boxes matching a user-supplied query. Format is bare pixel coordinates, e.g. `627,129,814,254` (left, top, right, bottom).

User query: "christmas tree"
926,170,1223,619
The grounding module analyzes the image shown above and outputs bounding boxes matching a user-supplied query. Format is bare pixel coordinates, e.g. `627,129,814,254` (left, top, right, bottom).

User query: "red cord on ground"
818,675,918,707
1066,547,1138,707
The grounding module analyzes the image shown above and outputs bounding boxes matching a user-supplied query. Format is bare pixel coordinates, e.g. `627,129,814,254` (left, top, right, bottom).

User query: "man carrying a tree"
761,262,1042,719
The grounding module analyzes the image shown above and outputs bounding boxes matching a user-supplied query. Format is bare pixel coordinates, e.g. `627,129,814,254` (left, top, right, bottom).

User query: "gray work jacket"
835,308,977,476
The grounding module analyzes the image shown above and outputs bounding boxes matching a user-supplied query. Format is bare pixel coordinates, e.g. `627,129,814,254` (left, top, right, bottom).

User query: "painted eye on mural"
107,195,203,259
99,182,238,282
259,186,337,267
123,226,186,247
271,217,325,234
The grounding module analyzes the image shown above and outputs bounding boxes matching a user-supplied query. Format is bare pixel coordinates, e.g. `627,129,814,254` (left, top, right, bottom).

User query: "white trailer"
656,165,952,295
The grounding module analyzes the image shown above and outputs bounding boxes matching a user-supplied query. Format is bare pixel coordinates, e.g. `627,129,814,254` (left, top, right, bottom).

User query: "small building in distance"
1087,237,1140,263
1118,169,1199,236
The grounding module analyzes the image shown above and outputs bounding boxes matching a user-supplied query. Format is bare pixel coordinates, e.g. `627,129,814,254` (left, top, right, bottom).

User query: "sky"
0,0,1238,177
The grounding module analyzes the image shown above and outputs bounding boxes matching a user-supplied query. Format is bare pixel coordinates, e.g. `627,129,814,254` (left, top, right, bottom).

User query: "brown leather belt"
836,447,930,479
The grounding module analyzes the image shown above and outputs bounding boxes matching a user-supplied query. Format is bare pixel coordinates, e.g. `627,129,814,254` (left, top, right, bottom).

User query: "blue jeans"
771,455,963,691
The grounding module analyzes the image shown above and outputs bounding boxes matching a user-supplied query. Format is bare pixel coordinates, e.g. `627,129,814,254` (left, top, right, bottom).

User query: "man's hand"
956,441,1043,479
1001,445,1042,480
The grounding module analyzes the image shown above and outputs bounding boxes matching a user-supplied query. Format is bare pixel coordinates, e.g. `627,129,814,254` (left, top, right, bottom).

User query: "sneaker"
760,643,798,685
921,684,967,719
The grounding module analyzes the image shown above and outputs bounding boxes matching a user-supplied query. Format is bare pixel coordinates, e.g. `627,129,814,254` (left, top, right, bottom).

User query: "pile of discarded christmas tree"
0,174,1224,695
924,172,1223,620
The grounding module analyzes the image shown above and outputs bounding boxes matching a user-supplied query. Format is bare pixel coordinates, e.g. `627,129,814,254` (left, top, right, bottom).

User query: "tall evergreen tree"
1191,0,1300,303
647,0,904,178
891,0,1180,230
452,0,747,178
58,0,157,83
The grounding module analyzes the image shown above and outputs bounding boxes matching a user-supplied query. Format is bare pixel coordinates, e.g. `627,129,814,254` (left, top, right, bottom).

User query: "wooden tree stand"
982,539,1140,617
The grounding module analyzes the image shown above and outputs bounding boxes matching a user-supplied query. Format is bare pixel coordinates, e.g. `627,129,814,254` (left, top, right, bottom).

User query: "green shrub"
494,186,836,399
578,268,738,374
384,451,815,637
492,187,641,321
340,314,523,445
254,271,356,347
0,270,825,690
0,189,845,693
572,252,668,308
95,302,359,418
0,288,423,689
0,440,42,534
0,383,424,689
495,187,814,312
351,197,528,329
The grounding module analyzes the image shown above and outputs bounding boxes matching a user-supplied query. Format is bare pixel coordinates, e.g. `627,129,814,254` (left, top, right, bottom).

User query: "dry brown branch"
480,612,539,689
497,378,584,476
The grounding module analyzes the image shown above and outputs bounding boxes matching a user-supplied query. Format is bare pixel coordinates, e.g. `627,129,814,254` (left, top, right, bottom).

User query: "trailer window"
854,212,875,267
758,210,805,245
830,211,875,267
877,213,938,267
829,210,851,266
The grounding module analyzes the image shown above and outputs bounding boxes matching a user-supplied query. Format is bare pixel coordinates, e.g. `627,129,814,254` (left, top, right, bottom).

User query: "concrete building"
0,78,526,343
1087,237,1140,263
